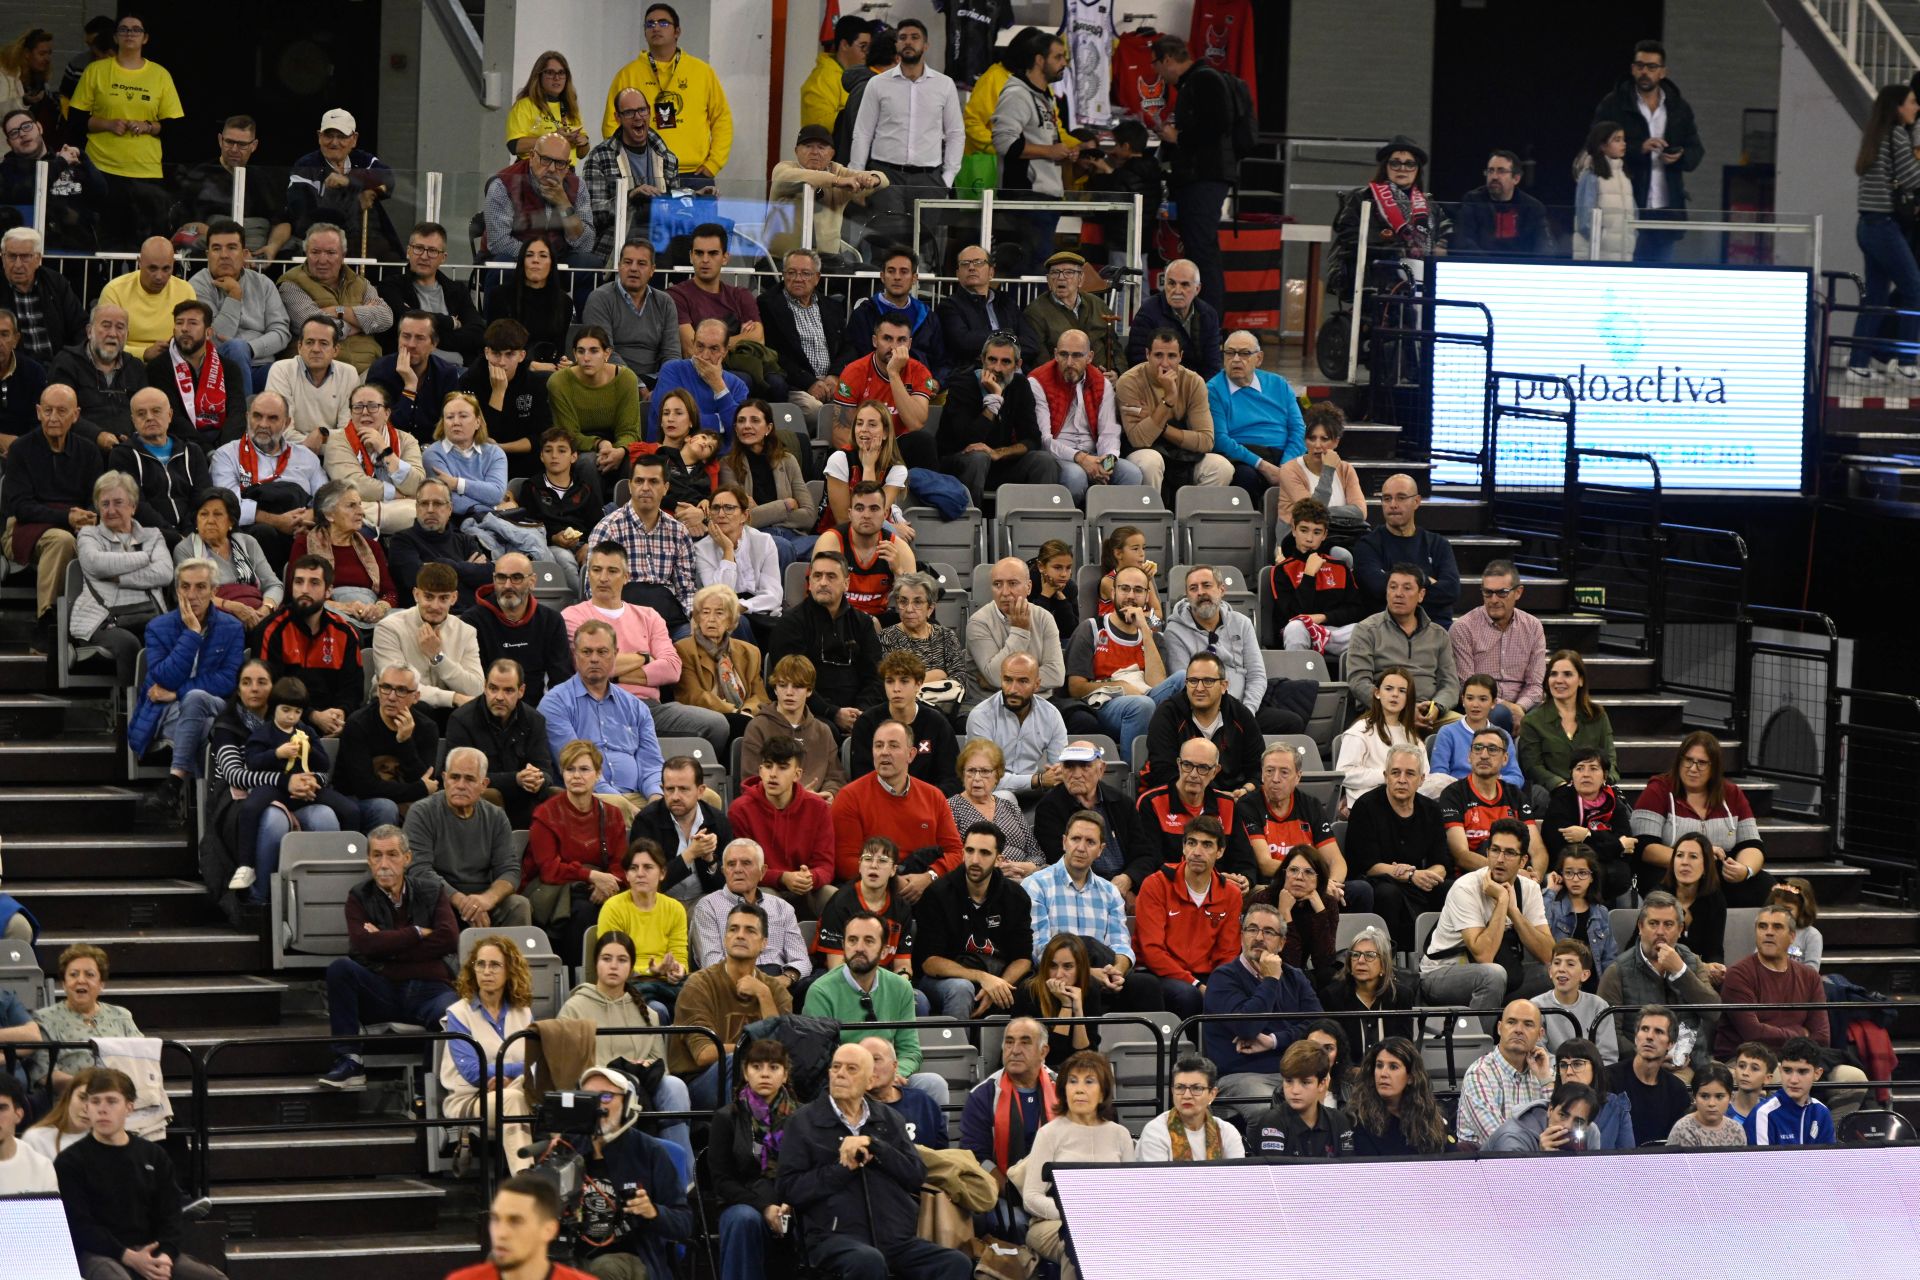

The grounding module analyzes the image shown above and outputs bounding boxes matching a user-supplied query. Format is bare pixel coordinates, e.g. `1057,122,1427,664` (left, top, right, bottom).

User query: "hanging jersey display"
1059,0,1117,129
937,0,1014,88
1189,0,1257,90
1110,29,1174,130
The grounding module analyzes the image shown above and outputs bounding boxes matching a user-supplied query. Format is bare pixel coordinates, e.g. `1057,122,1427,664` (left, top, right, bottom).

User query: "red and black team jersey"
1237,787,1336,856
1134,783,1256,881
814,882,916,964
1189,0,1257,89
1439,776,1536,852
1111,30,1174,130
839,526,897,617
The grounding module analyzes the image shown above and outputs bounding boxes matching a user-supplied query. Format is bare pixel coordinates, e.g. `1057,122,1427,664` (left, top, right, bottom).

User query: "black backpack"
1222,69,1258,162
732,1014,843,1102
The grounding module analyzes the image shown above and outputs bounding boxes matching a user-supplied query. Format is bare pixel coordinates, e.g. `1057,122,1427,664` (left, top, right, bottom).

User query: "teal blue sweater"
1206,368,1307,468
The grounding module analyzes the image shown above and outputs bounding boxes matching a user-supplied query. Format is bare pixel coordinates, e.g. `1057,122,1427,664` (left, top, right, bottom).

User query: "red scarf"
170,342,227,434
1369,180,1432,252
236,435,292,485
347,422,402,477
992,1067,1056,1171
1029,361,1107,440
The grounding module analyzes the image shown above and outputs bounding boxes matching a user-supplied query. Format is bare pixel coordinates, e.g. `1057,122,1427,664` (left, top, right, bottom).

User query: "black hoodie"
461,584,572,702
385,519,492,608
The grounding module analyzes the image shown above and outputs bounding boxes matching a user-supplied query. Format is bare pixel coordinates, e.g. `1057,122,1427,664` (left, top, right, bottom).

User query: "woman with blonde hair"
820,400,911,534
440,936,537,1171
424,390,548,560
505,50,589,159
23,1067,104,1160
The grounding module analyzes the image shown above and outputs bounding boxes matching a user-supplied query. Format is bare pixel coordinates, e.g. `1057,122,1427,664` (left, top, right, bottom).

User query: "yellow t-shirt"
97,272,197,351
800,52,848,132
505,95,588,161
600,51,733,175
596,891,689,972
70,57,183,179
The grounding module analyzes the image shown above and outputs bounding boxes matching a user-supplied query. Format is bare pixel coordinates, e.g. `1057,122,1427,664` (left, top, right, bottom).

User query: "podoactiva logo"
1511,284,1727,405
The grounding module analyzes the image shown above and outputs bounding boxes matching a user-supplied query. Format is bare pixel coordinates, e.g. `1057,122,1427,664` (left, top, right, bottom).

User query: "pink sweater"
561,600,681,702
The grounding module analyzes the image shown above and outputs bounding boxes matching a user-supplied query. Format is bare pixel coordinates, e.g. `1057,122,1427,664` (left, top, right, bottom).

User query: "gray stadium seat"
531,561,574,609
272,831,372,970
1076,733,1128,795
1176,487,1261,579
905,505,986,567
994,484,1082,560
1263,650,1348,749
1723,907,1761,965
1610,907,1640,947
659,737,727,801
1335,912,1391,952
458,926,566,1018
1412,911,1441,966
915,1019,979,1096
1083,485,1174,568
0,941,46,1010
783,560,809,609
124,651,171,780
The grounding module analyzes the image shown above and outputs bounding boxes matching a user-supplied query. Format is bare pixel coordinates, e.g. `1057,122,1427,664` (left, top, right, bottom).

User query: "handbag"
216,582,266,611
967,1237,1039,1280
1890,130,1920,232
83,574,161,640
919,679,964,711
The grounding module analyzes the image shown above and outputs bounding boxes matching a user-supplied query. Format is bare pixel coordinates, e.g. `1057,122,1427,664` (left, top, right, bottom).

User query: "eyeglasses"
218,134,254,148
407,243,446,257
1469,744,1504,754
958,257,991,268
645,18,676,29
708,502,741,513
542,67,570,78
1170,1083,1213,1095
1631,59,1664,70
116,25,145,35
1349,949,1381,962
1223,348,1259,359
350,402,386,414
472,959,505,971
376,683,418,697
3,123,35,140
1177,759,1216,773
1241,924,1284,939
1385,160,1418,170
1481,586,1515,599
1187,676,1223,688
1484,167,1514,176
1561,867,1594,880
493,572,531,585
1680,756,1712,769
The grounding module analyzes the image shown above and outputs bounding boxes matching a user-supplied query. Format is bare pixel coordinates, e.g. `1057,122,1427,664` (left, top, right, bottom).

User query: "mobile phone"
1101,455,1116,473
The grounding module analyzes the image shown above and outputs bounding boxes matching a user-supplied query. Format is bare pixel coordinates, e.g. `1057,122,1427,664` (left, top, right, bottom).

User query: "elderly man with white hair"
277,221,393,373
1205,329,1308,503
1125,258,1223,378
401,742,531,927
2,226,88,364
690,838,813,988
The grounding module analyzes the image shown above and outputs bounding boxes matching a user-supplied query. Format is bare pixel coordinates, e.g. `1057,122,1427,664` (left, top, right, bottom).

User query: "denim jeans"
461,512,549,561
324,958,459,1059
357,797,400,830
919,975,977,1020
1092,693,1156,757
153,688,227,775
764,526,817,573
1852,212,1920,369
249,800,346,904
1057,455,1145,502
718,1202,772,1280
650,1071,693,1164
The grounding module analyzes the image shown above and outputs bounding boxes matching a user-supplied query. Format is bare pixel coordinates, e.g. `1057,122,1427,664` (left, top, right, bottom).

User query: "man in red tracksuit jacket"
1133,815,1244,1019
727,735,837,916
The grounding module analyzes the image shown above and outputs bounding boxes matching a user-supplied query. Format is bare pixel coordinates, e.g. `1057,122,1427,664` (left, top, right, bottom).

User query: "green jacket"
801,963,923,1075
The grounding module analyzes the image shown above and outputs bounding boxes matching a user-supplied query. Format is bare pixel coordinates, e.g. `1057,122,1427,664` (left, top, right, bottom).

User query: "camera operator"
775,1043,973,1280
1485,1081,1601,1154
534,1065,692,1280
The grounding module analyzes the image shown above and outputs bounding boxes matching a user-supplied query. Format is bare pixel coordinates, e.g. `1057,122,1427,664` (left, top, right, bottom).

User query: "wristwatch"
430,653,445,666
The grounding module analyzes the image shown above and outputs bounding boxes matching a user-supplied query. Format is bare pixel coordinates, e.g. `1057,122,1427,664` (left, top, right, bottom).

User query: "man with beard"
462,552,571,702
1114,328,1230,501
47,302,145,450
208,390,324,565
143,299,247,448
255,555,363,734
915,822,1034,1020
581,238,680,380
1028,328,1139,504
847,17,963,259
767,550,882,734
1592,41,1703,263
670,901,791,1108
445,659,556,830
803,909,951,1105
1452,151,1552,256
445,1176,593,1280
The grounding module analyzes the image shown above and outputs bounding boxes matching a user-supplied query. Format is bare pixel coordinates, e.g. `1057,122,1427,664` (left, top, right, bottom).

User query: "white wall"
1663,0,1784,204
1777,22,1863,279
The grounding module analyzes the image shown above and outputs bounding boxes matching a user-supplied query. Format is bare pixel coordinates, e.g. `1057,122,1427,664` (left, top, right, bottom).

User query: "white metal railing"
1807,0,1920,94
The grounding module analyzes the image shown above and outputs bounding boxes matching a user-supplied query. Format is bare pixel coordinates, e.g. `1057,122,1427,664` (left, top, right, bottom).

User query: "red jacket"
1133,861,1243,984
445,1264,594,1280
830,772,963,881
729,782,836,890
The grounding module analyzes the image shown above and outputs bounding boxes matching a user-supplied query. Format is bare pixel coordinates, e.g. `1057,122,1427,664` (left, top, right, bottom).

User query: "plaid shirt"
1448,605,1547,710
582,130,682,257
1021,859,1133,964
586,502,697,610
10,284,48,361
1454,1048,1550,1146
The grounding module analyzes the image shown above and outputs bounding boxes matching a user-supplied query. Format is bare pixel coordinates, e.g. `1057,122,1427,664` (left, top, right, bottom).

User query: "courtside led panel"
1428,260,1808,492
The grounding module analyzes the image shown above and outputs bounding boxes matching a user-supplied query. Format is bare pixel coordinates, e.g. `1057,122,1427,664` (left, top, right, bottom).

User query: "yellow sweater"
97,272,197,352
800,52,848,132
596,891,689,972
600,51,733,175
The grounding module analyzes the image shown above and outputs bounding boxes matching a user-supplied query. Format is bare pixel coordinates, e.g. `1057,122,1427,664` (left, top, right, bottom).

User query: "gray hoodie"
559,981,668,1066
1160,599,1267,707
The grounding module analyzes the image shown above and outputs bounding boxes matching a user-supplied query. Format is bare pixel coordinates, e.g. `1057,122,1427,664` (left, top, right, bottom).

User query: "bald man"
647,315,749,442
207,389,325,566
1126,257,1223,377
98,235,198,358
1029,327,1142,504
1204,330,1308,504
1,383,101,641
1453,998,1555,1146
861,1033,949,1147
966,556,1067,699
965,650,1068,791
481,130,597,266
1351,471,1461,625
107,386,211,542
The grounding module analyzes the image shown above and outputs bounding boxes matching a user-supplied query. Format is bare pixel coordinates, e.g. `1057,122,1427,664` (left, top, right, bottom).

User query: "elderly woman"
71,470,172,684
948,738,1044,877
296,478,397,632
1316,923,1416,1052
1023,1051,1133,1279
441,935,537,1173
34,943,142,1090
674,583,768,742
322,382,424,534
878,571,976,716
107,386,210,548
175,487,283,631
525,739,630,959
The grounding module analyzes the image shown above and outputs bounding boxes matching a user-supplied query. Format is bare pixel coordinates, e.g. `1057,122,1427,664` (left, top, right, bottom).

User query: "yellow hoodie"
601,50,733,175
801,51,849,131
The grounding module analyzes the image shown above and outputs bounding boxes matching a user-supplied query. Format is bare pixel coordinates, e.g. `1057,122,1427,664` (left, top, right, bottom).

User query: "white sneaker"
1844,366,1876,384
1888,362,1920,383
227,866,257,891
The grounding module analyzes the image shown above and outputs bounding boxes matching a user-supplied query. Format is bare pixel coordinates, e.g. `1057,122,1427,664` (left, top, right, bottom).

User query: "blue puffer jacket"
128,607,246,757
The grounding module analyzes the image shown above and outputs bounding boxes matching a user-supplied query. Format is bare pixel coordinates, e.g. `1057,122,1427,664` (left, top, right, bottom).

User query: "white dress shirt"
1029,374,1122,462
693,523,782,616
849,64,965,187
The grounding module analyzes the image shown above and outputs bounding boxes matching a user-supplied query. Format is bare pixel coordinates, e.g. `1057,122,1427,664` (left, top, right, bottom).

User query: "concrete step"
1460,575,1568,612
1817,951,1920,995
1767,858,1867,904
52,974,290,1030
1440,534,1518,574
12,879,223,931
1538,613,1603,654
0,784,140,832
0,736,122,782
0,647,52,690
207,1127,425,1181
35,926,267,977
0,691,78,736
1363,496,1487,533
167,1073,395,1129
0,831,197,879
174,1021,339,1077
1352,458,1429,494
1582,655,1657,692
1614,737,1745,776
1591,695,1687,734
1822,905,1920,951
223,1230,479,1280
1335,423,1402,459
211,1178,449,1241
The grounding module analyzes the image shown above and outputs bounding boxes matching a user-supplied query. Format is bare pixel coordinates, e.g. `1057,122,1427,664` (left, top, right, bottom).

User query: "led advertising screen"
1427,260,1810,492
1050,1145,1920,1280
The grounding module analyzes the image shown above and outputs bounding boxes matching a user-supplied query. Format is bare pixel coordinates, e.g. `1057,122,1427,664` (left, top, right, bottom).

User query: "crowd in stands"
0,12,1885,1278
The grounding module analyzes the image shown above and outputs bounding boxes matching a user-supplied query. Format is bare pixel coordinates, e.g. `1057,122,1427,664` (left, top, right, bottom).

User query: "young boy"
741,655,845,799
0,1072,57,1194
1530,939,1619,1063
1268,498,1365,657
517,427,600,589
54,1069,229,1279
1752,1037,1834,1146
1247,1040,1349,1158
1729,1040,1779,1138
1429,674,1526,786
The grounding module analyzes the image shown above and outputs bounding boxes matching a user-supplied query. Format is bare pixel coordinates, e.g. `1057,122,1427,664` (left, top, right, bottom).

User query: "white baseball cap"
319,108,356,135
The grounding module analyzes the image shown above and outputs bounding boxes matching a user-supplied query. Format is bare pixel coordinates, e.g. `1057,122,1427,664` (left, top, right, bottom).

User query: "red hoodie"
1133,861,1243,984
728,780,837,890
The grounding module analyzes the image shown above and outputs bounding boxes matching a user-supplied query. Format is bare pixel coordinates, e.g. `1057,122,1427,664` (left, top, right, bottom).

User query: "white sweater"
370,606,484,708
1332,718,1449,808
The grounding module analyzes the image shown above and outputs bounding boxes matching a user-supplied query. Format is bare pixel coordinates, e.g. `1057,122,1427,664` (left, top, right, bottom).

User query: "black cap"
796,124,833,148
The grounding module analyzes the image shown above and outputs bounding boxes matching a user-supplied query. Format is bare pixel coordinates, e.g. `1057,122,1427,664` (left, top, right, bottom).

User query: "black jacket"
46,343,148,445
776,1094,928,1253
709,1098,784,1213
1125,294,1223,379
462,586,572,703
933,289,1042,385
1542,782,1634,865
55,1134,186,1261
142,347,248,451
335,701,440,803
1247,1102,1351,1158
106,437,211,542
1318,970,1420,1052
457,361,552,475
1592,77,1704,211
380,270,485,364
366,352,466,437
914,868,1034,977
1031,781,1144,879
1451,186,1553,256
937,367,1044,463
757,286,847,388
1168,63,1235,186
0,422,104,525
385,520,492,608
630,798,733,897
256,606,364,716
1,354,47,442
1142,689,1266,793
768,597,883,722
6,266,87,362
444,696,557,804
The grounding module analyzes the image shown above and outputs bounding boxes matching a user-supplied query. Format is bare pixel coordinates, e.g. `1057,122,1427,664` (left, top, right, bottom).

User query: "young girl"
1097,526,1160,623
424,391,549,561
1028,538,1079,637
1667,1062,1748,1147
1542,844,1617,988
516,427,598,594
821,400,911,536
233,678,359,892
1769,877,1825,968
1574,121,1636,261
1332,667,1438,812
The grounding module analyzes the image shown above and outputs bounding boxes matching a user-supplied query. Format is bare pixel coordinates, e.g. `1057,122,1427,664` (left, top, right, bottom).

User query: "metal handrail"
1585,999,1894,1098
4,1037,207,1195
1169,1004,1523,1099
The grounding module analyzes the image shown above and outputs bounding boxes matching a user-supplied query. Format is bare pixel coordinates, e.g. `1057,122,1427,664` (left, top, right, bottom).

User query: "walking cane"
360,203,371,261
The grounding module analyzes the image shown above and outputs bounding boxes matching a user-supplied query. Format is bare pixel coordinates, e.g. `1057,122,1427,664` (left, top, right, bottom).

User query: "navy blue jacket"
1351,525,1462,626
1200,956,1323,1076
1125,294,1223,379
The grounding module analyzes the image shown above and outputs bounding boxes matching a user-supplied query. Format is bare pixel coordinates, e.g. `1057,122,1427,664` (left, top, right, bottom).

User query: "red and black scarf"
1368,181,1432,252
171,342,228,434
236,435,293,485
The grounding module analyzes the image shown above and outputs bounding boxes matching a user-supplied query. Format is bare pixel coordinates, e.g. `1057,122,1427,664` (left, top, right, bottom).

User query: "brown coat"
673,634,770,717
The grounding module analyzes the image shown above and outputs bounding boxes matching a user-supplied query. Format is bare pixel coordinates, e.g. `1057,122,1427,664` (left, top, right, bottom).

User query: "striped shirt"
585,502,698,611
1021,859,1133,964
1859,124,1920,214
